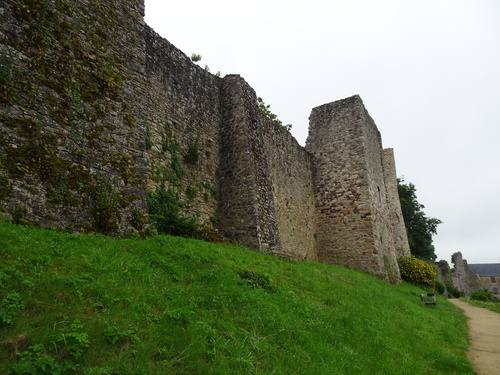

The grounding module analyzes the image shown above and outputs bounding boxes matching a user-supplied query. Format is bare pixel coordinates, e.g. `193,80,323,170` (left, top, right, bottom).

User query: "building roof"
468,263,500,277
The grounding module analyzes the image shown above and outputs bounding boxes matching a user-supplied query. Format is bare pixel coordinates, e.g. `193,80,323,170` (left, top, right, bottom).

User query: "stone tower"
306,95,409,283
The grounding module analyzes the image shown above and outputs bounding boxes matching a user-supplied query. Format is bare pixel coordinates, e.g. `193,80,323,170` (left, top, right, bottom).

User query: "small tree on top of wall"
257,97,292,132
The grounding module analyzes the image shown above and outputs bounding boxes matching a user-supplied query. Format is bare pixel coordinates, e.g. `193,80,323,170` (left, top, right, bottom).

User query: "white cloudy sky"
144,0,500,264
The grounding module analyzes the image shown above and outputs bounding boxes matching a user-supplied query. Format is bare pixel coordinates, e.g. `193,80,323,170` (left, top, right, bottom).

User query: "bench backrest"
420,293,437,306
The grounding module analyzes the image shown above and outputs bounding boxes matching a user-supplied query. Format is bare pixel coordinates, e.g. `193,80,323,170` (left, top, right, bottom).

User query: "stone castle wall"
144,26,222,227
262,114,317,261
383,149,411,258
0,0,149,234
217,74,317,259
218,75,282,251
306,96,409,282
0,0,409,282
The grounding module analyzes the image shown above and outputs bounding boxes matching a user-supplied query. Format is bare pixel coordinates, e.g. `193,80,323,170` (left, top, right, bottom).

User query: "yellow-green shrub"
398,256,436,290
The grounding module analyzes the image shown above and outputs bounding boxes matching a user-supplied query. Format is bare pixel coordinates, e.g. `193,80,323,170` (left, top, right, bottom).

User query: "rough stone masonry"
0,0,410,282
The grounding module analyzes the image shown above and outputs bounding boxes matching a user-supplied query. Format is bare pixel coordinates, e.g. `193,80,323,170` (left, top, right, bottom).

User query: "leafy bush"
238,270,276,292
0,293,25,325
445,282,461,298
190,53,202,62
147,184,199,238
435,279,446,295
58,320,90,358
398,256,436,290
470,288,499,302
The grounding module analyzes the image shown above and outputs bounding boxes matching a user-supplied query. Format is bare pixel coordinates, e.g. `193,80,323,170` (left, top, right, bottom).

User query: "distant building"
468,264,500,296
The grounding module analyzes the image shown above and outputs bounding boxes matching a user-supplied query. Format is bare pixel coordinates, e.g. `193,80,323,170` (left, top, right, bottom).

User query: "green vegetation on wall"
183,139,200,164
0,0,146,235
257,97,292,132
148,183,199,238
0,58,17,105
383,255,399,284
147,122,200,238
146,122,220,241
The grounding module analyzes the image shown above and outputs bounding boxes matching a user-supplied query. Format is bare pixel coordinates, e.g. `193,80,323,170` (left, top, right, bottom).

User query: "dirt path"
450,299,500,375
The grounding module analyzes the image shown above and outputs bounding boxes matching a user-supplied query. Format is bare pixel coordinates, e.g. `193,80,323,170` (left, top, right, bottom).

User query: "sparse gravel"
450,299,500,375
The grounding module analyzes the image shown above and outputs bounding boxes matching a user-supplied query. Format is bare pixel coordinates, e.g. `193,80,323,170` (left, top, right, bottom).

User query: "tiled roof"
468,263,500,277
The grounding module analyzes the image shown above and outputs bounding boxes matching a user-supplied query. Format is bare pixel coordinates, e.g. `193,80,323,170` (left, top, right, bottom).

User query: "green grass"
462,298,500,314
0,220,474,374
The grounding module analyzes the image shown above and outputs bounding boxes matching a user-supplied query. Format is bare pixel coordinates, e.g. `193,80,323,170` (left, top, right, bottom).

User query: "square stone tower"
306,95,409,283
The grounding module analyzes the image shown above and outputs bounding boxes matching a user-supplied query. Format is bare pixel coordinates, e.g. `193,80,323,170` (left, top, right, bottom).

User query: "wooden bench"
420,293,437,307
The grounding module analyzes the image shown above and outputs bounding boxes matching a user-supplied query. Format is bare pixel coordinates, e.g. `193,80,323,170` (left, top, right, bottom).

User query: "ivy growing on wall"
146,122,221,240
0,175,12,200
148,183,199,238
183,139,200,164
147,123,200,237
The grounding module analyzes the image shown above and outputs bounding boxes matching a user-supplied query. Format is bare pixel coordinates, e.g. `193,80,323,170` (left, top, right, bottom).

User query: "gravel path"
450,299,500,375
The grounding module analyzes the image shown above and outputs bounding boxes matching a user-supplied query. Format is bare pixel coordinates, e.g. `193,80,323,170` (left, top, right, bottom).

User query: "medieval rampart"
0,0,149,234
0,0,409,282
144,26,222,227
306,97,409,282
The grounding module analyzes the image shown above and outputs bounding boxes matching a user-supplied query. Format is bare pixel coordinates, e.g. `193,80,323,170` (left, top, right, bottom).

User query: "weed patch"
238,270,276,292
58,320,90,358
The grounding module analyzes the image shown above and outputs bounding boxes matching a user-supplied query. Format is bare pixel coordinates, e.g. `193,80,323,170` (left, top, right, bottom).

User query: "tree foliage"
257,97,292,132
398,178,442,260
190,53,202,62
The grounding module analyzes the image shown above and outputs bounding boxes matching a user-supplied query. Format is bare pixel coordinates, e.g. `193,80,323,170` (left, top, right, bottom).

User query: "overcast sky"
144,0,500,264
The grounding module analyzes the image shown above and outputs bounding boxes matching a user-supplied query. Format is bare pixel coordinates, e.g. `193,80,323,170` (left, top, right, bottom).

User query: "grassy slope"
0,220,474,374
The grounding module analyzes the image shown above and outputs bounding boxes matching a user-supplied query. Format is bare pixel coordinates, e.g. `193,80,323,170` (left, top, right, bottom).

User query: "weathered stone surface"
383,148,411,258
144,26,222,227
306,96,408,283
0,0,149,235
1,0,409,281
451,253,482,298
261,115,317,261
218,75,281,251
